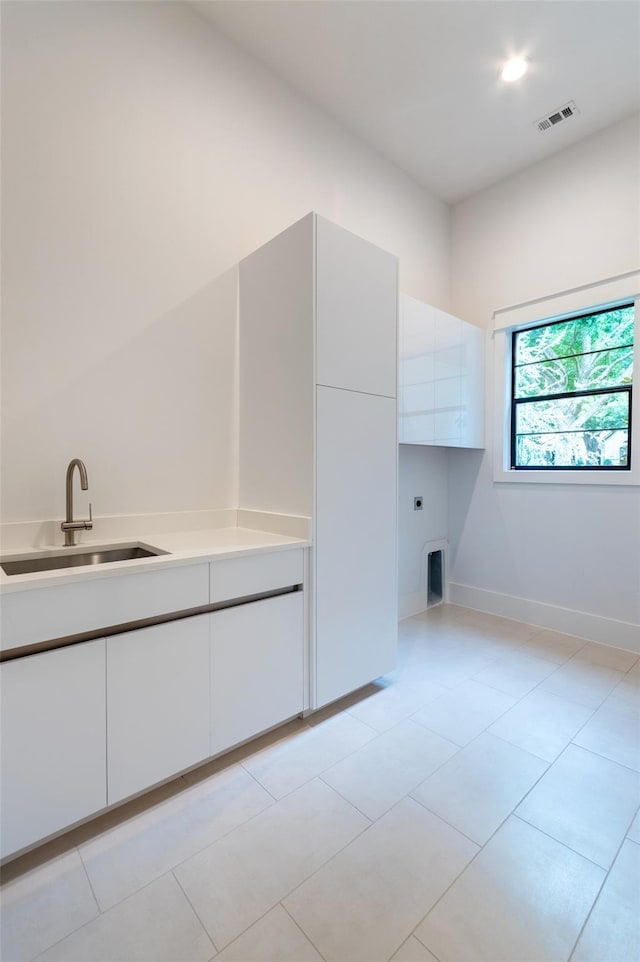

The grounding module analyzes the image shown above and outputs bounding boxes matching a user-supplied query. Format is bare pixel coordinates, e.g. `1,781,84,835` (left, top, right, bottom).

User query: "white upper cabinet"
398,294,485,448
316,216,397,398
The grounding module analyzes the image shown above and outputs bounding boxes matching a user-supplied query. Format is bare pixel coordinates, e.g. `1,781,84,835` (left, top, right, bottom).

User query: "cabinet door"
316,216,397,398
210,592,304,755
459,318,485,449
107,616,210,804
1,640,106,858
398,294,436,444
433,307,464,445
398,295,485,450
315,386,398,708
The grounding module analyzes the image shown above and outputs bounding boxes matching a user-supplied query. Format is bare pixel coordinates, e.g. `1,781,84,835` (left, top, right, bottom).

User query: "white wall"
398,445,449,618
449,114,640,636
1,0,449,577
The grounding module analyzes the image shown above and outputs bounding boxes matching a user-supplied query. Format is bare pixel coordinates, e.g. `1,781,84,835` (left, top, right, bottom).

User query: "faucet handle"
85,502,93,530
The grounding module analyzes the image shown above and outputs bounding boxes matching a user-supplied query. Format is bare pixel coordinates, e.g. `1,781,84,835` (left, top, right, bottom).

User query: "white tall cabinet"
239,213,398,708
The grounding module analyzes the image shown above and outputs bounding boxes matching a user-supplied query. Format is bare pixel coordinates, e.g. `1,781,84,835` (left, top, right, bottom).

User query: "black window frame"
510,303,634,472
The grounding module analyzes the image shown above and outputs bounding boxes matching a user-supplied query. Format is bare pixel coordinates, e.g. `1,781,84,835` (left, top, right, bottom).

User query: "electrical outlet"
414,496,423,510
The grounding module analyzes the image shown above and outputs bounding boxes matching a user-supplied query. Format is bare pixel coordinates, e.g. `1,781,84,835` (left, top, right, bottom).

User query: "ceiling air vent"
535,101,579,133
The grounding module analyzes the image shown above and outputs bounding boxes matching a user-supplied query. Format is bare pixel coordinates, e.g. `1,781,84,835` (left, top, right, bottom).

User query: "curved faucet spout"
67,458,88,493
62,459,93,546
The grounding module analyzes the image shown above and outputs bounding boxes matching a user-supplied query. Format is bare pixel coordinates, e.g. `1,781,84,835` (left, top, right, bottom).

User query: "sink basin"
1,543,168,576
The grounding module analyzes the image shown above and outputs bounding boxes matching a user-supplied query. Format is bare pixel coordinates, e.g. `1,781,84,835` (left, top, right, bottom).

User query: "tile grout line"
279,900,330,962
411,929,446,962
564,813,640,962
404,728,581,947
406,682,530,751
240,705,386,791
239,762,281,803
405,721,559,849
316,702,383,735
198,803,373,953
241,716,427,806
27,869,185,962
168,781,374,953
75,783,280,915
77,768,279,907
273,789,475,958
487,696,598,760
568,716,640,777
510,812,614,873
159,799,279,882
311,716,464,820
487,727,589,765
469,650,624,713
316,773,376,823
91,776,359,926
407,792,486,849
77,847,102,916
172,870,219,958
23,847,102,962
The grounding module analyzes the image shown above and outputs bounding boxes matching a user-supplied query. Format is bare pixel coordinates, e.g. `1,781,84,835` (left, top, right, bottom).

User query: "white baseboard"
449,582,640,654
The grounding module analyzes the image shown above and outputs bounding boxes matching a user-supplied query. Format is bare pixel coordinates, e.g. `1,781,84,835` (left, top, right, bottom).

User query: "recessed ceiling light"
501,57,528,83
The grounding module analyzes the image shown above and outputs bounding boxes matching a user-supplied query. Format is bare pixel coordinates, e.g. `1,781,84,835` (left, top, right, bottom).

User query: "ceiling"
193,1,640,202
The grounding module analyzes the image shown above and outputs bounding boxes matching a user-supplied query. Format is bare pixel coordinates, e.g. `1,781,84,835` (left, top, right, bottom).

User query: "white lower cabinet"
1,554,307,858
0,640,107,858
210,592,304,755
106,616,210,805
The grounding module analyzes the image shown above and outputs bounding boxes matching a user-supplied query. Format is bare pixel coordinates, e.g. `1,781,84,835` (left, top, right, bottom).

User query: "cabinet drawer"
1,563,210,651
210,549,303,603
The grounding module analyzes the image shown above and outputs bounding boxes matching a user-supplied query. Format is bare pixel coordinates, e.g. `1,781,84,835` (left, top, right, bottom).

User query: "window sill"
494,467,640,485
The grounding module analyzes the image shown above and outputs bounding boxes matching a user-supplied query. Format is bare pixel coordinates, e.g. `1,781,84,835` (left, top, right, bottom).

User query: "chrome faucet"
61,459,93,546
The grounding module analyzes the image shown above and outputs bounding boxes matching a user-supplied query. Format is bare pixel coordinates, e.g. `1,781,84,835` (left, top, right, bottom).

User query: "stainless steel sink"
1,543,168,576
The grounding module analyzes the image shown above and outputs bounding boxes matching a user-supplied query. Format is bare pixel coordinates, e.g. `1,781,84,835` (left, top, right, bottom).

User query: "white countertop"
0,526,310,594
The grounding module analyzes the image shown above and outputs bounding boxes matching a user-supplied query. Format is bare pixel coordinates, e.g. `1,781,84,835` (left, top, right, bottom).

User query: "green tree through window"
511,304,634,469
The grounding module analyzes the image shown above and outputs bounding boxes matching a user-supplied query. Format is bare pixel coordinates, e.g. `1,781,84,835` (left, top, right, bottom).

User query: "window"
510,304,634,470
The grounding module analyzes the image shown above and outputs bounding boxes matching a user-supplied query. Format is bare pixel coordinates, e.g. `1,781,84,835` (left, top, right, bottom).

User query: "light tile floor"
2,604,639,962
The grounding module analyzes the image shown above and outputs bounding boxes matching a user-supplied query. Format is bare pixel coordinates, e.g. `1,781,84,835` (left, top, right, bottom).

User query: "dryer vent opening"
427,549,444,607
